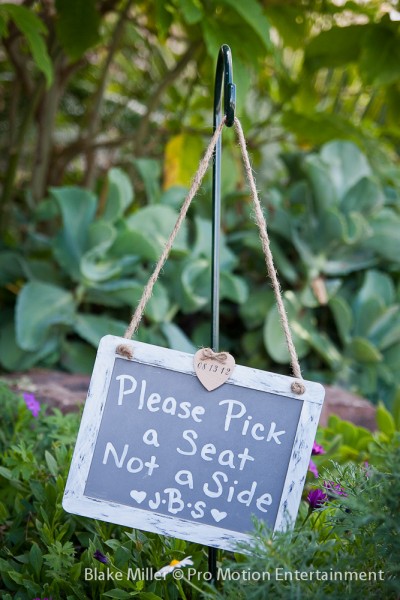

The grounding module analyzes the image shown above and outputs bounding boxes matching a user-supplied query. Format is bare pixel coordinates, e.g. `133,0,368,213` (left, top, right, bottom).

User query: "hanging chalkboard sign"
63,335,324,551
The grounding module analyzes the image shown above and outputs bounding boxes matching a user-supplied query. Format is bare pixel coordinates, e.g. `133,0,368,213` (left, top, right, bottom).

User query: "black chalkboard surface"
63,336,325,551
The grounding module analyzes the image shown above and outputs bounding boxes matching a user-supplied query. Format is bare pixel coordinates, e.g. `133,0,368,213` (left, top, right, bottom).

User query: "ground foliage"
0,383,398,599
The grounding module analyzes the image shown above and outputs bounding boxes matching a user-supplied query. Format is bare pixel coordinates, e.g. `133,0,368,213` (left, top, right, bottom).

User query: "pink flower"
23,392,40,418
312,441,325,455
308,459,319,478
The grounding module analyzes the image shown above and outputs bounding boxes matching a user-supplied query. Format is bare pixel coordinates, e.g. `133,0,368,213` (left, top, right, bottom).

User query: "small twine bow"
200,348,229,363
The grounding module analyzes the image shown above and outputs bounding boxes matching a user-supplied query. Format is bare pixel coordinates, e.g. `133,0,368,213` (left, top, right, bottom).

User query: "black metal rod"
211,44,236,352
208,43,236,584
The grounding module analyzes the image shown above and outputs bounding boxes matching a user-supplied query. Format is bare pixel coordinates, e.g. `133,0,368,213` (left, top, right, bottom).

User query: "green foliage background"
0,0,400,407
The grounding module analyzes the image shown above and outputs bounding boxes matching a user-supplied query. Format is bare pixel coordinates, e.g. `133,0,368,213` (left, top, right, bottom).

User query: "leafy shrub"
0,140,399,408
0,383,210,599
0,383,398,599
0,167,247,374
218,439,400,600
237,140,400,405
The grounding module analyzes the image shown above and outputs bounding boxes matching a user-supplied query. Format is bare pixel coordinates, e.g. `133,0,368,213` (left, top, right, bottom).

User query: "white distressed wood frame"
63,335,325,551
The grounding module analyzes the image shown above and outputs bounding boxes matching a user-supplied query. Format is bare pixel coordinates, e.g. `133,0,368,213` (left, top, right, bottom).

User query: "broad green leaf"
202,20,221,59
239,288,275,329
0,13,7,37
360,23,400,86
369,307,400,350
155,0,173,39
103,168,134,223
306,329,342,369
383,343,400,371
179,258,210,313
320,141,371,200
31,519,46,562
329,296,353,345
0,467,12,480
16,282,75,351
111,229,159,262
160,186,187,209
103,590,132,599
353,297,385,337
161,322,196,353
320,208,348,246
146,283,170,322
0,251,24,285
282,110,360,146
376,402,395,437
55,0,100,60
164,133,203,190
220,271,248,304
45,450,58,477
0,322,60,371
303,155,338,211
127,205,188,257
175,0,203,24
357,270,395,307
367,209,400,263
323,250,376,276
60,340,96,374
192,216,237,269
347,337,382,363
221,0,270,50
85,279,142,308
133,158,161,204
74,314,126,347
263,292,311,363
34,197,60,221
266,5,309,49
344,211,369,245
51,187,97,280
1,4,53,86
269,240,298,285
21,258,65,286
87,221,115,251
80,222,120,283
341,177,385,215
85,279,169,322
305,24,366,71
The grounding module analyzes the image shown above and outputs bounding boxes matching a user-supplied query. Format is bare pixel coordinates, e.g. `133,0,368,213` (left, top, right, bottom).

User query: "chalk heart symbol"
194,349,235,391
211,509,227,523
130,490,147,504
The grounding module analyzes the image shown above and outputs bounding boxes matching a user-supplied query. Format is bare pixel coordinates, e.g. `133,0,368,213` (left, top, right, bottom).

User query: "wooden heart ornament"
194,348,235,391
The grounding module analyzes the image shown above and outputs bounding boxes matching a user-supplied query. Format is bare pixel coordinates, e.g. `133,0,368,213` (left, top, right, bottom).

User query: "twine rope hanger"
116,117,306,395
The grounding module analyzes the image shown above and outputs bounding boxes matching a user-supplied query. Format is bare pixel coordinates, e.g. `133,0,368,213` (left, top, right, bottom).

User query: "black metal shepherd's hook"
211,44,236,352
209,43,236,584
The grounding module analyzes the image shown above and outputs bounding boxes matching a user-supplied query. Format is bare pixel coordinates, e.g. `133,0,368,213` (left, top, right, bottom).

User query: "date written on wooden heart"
194,348,235,391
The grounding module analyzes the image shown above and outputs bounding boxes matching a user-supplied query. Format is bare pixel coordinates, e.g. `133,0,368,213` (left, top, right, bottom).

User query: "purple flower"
23,392,40,418
308,459,319,478
312,441,325,456
364,461,371,478
324,481,347,498
307,488,327,510
93,550,108,564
